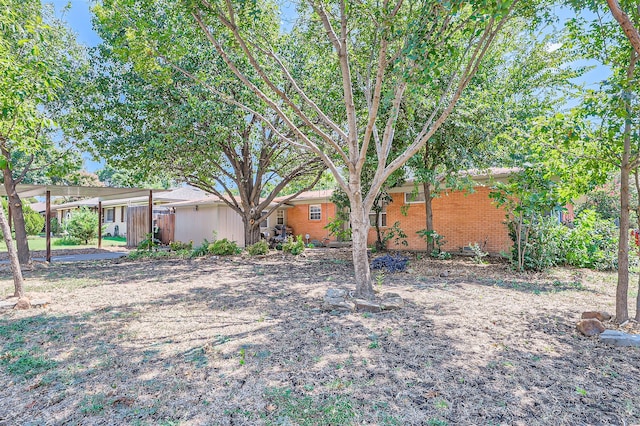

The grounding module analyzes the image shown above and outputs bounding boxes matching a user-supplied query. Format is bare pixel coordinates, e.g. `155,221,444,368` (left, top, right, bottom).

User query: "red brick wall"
367,186,511,254
286,202,337,242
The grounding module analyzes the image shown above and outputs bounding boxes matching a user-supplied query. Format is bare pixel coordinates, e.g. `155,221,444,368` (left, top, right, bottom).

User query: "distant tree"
65,207,100,244
97,164,175,188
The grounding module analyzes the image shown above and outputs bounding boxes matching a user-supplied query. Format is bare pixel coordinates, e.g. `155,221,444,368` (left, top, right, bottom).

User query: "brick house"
275,168,516,254
273,190,337,244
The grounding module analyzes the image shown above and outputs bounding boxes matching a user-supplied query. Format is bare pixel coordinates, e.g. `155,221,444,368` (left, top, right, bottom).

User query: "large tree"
95,0,532,298
408,23,582,253
0,0,87,265
83,19,325,246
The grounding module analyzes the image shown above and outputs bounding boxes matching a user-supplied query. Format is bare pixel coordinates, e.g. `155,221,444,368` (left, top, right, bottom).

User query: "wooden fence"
126,206,175,247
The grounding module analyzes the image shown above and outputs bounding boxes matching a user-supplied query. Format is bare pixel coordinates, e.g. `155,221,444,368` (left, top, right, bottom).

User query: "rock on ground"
577,318,605,336
600,330,640,347
14,297,31,310
582,311,612,322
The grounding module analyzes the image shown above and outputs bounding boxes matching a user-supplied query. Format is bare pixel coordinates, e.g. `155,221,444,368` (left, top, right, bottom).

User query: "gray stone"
600,330,640,347
354,299,382,313
382,292,402,299
381,297,404,311
322,298,355,312
325,288,347,299
0,300,15,310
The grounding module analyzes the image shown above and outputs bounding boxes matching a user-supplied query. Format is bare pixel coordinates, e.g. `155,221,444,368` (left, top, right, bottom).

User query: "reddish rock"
581,311,612,322
14,298,31,310
576,318,605,336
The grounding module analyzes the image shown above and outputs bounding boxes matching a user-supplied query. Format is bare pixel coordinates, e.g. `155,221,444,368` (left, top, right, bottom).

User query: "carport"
0,184,167,262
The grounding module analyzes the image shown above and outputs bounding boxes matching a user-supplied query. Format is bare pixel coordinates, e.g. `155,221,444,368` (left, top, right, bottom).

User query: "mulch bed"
0,249,638,425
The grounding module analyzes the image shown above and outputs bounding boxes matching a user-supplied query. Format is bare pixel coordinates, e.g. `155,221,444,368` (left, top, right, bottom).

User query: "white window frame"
276,210,285,225
404,192,426,204
309,204,321,221
369,205,387,227
104,207,115,223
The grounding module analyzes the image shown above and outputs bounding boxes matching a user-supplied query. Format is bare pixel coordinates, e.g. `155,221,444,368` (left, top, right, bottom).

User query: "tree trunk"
636,265,640,322
350,198,374,299
423,181,434,253
616,49,636,324
617,149,631,323
0,200,25,298
2,167,30,265
244,219,262,246
633,172,640,322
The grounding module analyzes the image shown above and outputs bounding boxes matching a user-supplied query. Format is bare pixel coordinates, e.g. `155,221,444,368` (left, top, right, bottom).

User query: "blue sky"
50,0,100,47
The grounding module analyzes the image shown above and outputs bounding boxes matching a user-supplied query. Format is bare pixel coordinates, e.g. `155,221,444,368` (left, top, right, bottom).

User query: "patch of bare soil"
0,249,639,425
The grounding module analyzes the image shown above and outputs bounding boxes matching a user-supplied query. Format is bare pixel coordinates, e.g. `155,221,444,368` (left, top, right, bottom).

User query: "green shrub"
324,217,352,242
190,240,210,258
565,209,618,270
509,210,618,271
64,207,102,244
282,235,305,255
169,240,193,251
511,215,569,271
208,238,241,256
136,232,160,251
247,239,269,256
417,229,448,258
0,203,45,238
23,205,44,236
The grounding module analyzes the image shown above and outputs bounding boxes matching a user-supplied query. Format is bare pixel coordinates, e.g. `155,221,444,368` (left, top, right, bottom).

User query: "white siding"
174,204,245,246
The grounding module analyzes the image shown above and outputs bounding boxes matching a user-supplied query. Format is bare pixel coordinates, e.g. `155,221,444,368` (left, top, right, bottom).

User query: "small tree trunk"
2,167,30,265
0,201,25,298
244,219,262,246
423,181,434,253
636,268,640,322
350,198,374,299
617,155,631,323
616,51,636,324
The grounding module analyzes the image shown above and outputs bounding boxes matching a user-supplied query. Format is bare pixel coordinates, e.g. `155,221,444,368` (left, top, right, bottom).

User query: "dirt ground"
0,249,639,425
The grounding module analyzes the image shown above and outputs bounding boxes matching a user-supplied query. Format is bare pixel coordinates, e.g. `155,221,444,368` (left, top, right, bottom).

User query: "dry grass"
0,249,639,425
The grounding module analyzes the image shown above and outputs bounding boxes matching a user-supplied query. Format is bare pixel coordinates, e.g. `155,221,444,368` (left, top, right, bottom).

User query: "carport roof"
0,184,168,201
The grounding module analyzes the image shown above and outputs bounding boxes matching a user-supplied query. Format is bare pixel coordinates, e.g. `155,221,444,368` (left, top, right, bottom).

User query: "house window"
404,192,426,204
104,208,115,223
309,204,321,220
369,205,387,227
260,212,268,228
276,210,285,225
120,206,126,222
